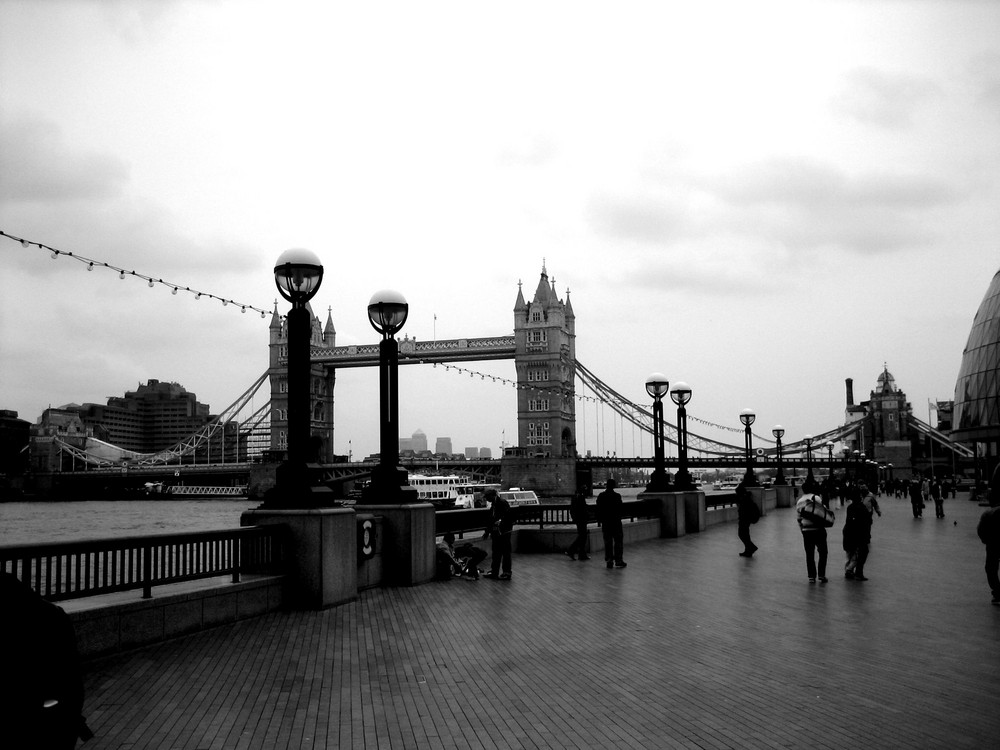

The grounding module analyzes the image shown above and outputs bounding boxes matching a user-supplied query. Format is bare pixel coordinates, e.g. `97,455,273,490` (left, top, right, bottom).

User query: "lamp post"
272,248,323,506
826,441,834,480
772,425,786,485
365,290,419,503
670,381,694,491
645,373,671,492
740,409,757,485
802,433,816,490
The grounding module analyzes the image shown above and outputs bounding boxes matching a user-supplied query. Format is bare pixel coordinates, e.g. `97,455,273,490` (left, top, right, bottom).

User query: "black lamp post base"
672,469,697,492
645,469,672,493
259,460,337,509
359,465,421,504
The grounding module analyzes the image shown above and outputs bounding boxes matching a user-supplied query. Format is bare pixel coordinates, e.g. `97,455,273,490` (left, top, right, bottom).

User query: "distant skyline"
2,1,998,460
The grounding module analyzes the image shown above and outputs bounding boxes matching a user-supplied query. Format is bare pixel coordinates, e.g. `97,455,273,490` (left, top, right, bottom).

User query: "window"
531,309,542,322
527,369,549,382
529,330,546,344
529,399,550,411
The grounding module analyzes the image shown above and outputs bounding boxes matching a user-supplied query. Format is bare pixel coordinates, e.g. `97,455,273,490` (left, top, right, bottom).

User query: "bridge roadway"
78,492,999,749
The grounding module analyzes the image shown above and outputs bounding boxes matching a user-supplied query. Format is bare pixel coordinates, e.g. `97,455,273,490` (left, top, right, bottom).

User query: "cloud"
832,67,941,129
0,116,131,203
498,133,557,167
586,190,695,245
717,157,959,253
581,154,962,264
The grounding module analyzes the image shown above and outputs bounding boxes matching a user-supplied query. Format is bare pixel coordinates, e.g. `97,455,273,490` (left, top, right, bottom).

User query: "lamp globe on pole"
670,381,694,490
772,425,786,486
803,433,816,490
363,290,418,503
268,249,325,508
739,409,757,485
645,373,671,492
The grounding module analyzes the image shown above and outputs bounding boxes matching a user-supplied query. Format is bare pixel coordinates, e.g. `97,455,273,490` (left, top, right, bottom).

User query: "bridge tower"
268,303,337,462
513,264,576,457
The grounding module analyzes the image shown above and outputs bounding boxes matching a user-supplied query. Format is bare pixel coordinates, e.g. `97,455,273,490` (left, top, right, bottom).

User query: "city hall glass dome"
953,268,1000,443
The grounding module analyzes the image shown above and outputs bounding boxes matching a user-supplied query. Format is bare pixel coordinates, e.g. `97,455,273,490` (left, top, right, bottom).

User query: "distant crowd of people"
434,471,1000,606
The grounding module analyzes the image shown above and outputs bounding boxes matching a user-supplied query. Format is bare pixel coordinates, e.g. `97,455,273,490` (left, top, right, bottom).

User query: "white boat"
496,488,540,507
407,474,462,508
453,483,501,509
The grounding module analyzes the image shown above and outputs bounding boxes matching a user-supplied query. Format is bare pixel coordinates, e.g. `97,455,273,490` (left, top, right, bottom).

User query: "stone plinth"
639,491,686,538
774,485,797,508
241,507,357,610
355,503,436,586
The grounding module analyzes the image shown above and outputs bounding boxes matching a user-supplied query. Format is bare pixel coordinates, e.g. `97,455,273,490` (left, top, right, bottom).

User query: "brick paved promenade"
80,493,1000,749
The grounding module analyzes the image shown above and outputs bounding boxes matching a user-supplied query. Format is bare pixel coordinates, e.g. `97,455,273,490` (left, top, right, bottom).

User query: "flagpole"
928,399,936,479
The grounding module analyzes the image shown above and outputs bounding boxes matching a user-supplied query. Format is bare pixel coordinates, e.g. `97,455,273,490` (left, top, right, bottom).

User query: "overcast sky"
1,0,998,461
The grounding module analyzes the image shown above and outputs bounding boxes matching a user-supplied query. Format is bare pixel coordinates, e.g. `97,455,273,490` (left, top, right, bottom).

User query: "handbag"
800,497,835,527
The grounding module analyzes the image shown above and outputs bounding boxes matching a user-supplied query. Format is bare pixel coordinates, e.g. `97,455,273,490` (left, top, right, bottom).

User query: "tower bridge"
40,264,976,497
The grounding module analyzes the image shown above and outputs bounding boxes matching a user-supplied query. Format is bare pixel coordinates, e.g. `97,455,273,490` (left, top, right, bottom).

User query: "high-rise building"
435,437,452,455
76,380,213,453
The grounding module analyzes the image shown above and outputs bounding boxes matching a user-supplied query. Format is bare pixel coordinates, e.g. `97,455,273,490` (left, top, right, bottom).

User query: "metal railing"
437,494,740,537
0,525,289,602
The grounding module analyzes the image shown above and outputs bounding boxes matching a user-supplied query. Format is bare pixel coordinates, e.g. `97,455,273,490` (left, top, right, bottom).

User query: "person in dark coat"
566,490,591,561
909,479,924,518
596,478,626,568
978,466,1000,604
482,489,514,580
0,572,91,749
843,492,873,580
735,482,759,557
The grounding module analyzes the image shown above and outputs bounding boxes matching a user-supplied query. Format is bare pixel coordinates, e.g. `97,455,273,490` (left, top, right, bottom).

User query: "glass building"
953,268,1000,445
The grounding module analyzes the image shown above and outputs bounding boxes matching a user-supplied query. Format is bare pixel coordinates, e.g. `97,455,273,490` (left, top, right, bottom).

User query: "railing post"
232,532,241,584
142,544,152,599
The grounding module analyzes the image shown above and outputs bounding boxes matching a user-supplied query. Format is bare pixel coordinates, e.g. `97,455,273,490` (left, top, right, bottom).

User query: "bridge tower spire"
268,303,337,462
513,265,576,457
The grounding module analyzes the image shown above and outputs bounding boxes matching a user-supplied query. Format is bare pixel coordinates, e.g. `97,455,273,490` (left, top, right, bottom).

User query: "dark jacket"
977,506,1000,546
489,496,514,536
570,494,589,525
596,488,623,527
843,500,873,548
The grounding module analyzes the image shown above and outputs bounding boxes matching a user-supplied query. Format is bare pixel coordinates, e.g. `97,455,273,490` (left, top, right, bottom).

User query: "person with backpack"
795,490,834,582
735,482,760,557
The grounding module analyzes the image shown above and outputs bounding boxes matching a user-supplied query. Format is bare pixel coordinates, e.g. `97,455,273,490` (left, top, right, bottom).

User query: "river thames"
0,499,257,546
0,486,732,547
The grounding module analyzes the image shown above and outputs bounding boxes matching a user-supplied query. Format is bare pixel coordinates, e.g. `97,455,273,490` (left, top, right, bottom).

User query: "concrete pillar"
241,507,357,610
639,491,686,538
774,485,796,508
356,503,436,586
682,491,706,533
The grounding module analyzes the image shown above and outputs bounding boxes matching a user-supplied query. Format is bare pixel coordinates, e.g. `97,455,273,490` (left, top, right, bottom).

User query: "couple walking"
565,479,626,568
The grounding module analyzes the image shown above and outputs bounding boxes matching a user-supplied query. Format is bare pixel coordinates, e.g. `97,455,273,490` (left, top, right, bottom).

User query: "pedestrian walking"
909,479,924,518
735,482,760,557
795,491,834,582
596,478,626,568
931,478,944,518
481,488,513,580
843,490,874,580
566,490,591,561
978,468,1000,604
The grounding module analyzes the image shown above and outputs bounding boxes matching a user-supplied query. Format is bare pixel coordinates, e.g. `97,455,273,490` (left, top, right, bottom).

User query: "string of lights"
431,359,775,443
1,229,271,318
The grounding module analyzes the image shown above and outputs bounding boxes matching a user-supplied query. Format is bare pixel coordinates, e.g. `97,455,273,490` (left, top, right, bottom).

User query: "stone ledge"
67,575,285,660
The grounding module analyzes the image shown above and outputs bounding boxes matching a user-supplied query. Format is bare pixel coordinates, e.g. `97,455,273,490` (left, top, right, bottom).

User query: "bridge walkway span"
79,492,998,749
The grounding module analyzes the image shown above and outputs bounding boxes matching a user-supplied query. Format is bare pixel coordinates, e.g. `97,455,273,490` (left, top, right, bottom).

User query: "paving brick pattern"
80,493,1000,749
